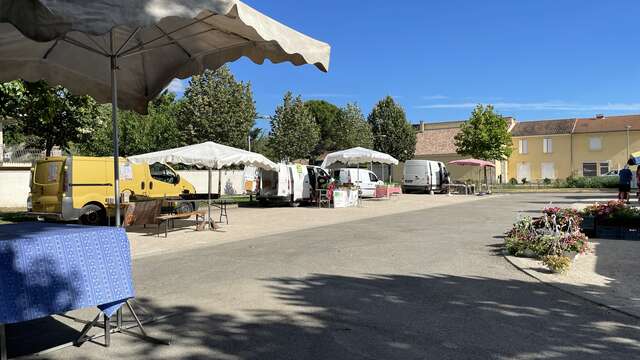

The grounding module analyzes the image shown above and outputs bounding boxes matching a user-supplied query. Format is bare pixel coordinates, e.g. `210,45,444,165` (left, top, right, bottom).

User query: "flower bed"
580,201,640,239
504,206,590,273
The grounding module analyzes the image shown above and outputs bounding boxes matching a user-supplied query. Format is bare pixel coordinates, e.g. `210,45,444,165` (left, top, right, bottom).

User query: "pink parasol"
448,159,496,168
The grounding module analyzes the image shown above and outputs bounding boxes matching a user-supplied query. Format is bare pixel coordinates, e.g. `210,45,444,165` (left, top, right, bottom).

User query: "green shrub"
521,178,528,185
543,178,552,185
509,177,518,185
564,176,617,189
542,255,571,273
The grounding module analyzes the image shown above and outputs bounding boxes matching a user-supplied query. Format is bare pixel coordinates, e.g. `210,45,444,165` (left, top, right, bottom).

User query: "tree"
269,92,320,162
0,81,26,145
334,103,373,150
179,66,256,148
249,128,276,160
2,80,100,155
304,100,341,156
80,92,182,157
367,96,416,162
454,104,513,160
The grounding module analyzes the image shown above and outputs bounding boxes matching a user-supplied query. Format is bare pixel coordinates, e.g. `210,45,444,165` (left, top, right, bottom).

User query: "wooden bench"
156,210,208,238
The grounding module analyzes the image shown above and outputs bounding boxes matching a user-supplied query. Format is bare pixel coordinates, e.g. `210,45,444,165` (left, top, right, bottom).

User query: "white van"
402,160,450,193
332,168,384,198
257,164,331,204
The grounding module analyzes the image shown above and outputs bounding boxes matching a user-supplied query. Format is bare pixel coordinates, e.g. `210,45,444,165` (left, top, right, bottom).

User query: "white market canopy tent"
129,141,277,228
128,141,277,171
321,147,399,168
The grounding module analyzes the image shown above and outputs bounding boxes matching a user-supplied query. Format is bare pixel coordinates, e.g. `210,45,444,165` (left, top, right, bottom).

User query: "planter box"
596,225,622,239
623,228,640,241
581,216,595,231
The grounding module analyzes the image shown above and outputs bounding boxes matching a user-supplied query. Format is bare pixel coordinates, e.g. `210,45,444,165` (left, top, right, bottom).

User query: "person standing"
636,166,640,203
619,165,633,203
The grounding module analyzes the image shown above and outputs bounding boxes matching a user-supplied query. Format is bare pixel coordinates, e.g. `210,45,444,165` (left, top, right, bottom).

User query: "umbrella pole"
208,168,212,230
110,35,121,227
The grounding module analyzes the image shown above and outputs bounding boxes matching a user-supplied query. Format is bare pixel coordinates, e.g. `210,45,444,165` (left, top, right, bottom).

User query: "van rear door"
405,163,428,186
31,159,65,213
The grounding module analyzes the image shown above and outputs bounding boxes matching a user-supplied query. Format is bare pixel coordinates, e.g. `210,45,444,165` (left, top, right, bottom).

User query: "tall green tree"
249,127,276,160
81,92,182,157
367,96,416,162
2,80,100,155
304,100,341,156
0,81,26,145
179,66,256,148
269,92,320,162
454,104,513,160
334,103,373,150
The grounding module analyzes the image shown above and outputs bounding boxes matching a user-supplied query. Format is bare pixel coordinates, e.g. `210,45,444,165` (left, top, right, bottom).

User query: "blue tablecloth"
0,223,135,324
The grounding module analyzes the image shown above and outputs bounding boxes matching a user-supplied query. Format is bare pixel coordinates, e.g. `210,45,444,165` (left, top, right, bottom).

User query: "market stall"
448,159,496,195
322,147,399,203
129,142,277,229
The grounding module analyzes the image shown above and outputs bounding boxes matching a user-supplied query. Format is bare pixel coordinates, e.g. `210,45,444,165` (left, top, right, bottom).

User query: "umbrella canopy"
321,147,399,168
0,0,330,226
128,141,277,170
448,159,496,168
0,0,330,113
629,152,640,166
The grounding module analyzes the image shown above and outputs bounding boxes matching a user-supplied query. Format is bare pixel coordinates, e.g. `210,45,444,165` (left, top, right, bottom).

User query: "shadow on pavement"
79,274,640,360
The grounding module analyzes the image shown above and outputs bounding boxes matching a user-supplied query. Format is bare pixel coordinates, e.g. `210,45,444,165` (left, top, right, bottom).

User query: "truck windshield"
150,163,178,184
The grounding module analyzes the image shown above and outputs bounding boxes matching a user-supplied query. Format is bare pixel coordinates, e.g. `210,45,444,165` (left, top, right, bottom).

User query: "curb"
502,252,640,320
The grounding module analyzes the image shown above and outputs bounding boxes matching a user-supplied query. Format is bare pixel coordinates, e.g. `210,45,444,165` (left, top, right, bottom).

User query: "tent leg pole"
110,34,121,227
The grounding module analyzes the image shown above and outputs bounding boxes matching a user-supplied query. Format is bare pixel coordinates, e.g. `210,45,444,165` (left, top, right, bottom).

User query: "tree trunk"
45,139,52,157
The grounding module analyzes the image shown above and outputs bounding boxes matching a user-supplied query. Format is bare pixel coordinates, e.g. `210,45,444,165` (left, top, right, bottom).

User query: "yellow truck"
28,156,196,225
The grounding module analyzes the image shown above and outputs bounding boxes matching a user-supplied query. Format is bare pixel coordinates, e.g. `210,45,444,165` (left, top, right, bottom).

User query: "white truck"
402,160,450,193
257,164,331,205
332,168,384,198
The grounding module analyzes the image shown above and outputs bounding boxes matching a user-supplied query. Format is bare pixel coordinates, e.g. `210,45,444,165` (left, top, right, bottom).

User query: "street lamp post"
627,125,632,160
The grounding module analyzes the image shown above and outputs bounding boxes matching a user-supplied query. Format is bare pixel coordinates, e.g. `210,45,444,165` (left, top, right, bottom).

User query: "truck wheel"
79,204,106,226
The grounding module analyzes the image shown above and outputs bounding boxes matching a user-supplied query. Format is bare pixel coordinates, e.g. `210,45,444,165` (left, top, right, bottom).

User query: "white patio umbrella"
0,0,330,226
129,141,276,228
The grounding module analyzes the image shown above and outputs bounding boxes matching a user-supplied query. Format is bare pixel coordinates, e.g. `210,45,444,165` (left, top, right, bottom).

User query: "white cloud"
422,95,448,100
415,101,640,111
165,78,186,94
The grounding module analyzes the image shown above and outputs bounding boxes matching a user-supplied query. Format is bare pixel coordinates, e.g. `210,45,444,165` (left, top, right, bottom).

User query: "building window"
518,139,528,154
599,162,610,175
589,137,602,151
517,162,531,182
543,138,552,154
582,162,597,177
541,162,555,179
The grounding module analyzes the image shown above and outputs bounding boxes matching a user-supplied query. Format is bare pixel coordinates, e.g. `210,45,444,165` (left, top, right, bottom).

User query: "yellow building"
571,115,640,177
508,118,575,182
509,114,640,181
407,114,640,184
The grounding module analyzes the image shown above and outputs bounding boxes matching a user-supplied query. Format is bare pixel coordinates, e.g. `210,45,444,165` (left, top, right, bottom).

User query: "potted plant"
541,255,571,274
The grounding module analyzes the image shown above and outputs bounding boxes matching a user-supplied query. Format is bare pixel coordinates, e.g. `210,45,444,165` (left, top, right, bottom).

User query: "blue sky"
168,0,640,129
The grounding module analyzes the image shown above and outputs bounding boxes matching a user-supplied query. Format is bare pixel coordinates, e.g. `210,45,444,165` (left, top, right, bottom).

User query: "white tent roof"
0,0,330,113
321,147,399,168
128,142,277,170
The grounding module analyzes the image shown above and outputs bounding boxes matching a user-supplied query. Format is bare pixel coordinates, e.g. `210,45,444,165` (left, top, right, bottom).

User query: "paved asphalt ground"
11,193,640,359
